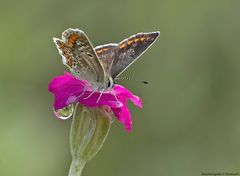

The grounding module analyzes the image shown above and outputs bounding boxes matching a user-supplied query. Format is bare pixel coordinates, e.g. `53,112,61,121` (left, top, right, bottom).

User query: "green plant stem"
68,159,86,176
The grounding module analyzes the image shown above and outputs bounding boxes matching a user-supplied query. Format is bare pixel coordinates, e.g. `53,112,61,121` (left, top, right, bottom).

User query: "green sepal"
68,103,111,176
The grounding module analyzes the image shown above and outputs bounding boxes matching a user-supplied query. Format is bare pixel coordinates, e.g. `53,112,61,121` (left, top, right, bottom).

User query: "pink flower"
48,72,142,131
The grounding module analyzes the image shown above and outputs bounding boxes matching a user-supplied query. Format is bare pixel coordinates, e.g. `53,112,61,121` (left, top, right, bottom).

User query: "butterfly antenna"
115,77,149,85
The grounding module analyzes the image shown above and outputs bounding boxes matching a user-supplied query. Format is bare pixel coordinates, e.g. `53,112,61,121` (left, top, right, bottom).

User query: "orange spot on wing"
134,38,140,43
96,49,103,54
140,37,145,41
103,48,108,51
127,39,133,45
64,54,72,67
119,43,126,49
67,58,73,67
59,43,65,49
68,34,79,47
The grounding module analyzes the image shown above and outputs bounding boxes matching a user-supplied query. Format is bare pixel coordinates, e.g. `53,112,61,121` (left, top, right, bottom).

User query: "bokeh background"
0,0,240,175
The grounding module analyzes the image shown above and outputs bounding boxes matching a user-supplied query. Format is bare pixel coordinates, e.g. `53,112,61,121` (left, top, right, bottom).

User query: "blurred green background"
0,0,240,175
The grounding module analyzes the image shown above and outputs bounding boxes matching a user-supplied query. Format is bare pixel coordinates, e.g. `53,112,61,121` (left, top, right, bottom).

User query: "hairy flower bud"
68,103,111,176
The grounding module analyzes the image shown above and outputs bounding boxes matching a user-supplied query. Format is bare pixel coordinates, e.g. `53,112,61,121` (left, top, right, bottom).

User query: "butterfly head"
95,76,114,91
106,77,114,89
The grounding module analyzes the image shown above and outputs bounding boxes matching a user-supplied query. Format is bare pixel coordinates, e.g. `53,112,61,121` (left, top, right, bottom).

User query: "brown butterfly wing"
95,44,118,74
53,28,106,83
111,31,160,78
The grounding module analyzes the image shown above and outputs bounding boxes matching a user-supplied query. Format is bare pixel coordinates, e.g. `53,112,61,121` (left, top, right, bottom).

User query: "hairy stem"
68,159,86,176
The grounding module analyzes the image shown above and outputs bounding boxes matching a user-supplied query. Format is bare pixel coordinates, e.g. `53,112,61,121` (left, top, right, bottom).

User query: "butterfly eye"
106,78,114,88
107,80,111,87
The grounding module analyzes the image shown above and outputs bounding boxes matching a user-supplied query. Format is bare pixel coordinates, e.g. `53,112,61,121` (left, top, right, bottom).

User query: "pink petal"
48,72,87,109
112,105,132,132
114,85,143,108
48,72,143,131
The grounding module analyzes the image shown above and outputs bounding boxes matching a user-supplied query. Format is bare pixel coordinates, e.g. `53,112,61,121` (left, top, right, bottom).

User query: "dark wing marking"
110,31,160,78
53,28,106,83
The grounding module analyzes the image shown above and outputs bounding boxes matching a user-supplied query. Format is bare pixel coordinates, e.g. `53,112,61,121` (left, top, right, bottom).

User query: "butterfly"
53,28,160,92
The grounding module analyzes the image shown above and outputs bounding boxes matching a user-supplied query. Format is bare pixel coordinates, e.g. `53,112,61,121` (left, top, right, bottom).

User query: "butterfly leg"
96,89,105,103
83,88,97,99
77,91,85,99
66,90,87,104
111,89,119,102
